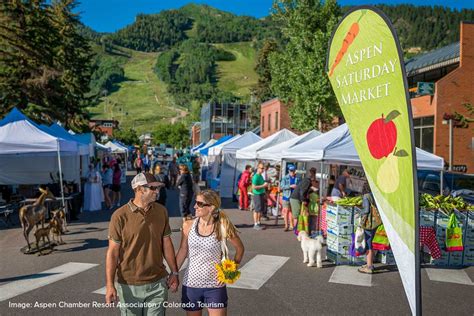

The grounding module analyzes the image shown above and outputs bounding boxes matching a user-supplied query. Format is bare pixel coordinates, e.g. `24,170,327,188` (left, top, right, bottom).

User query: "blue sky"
76,0,474,33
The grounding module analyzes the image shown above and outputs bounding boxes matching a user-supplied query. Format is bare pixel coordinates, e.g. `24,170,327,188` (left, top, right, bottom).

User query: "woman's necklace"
198,218,214,236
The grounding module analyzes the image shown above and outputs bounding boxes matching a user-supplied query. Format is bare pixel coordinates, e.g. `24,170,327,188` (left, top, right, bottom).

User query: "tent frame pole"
56,140,66,210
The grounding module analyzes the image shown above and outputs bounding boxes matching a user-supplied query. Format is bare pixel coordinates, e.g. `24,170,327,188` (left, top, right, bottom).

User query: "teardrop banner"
326,7,420,315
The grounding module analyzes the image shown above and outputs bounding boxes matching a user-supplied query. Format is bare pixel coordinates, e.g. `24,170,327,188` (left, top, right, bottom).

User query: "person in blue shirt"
280,165,299,231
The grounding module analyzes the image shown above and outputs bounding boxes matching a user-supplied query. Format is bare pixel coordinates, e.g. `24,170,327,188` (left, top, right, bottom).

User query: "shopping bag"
372,224,391,251
354,227,366,256
446,212,463,252
308,193,319,215
295,214,309,235
360,201,382,230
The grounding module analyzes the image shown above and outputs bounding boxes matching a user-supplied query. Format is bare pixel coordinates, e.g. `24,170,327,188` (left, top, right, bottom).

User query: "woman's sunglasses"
195,201,211,207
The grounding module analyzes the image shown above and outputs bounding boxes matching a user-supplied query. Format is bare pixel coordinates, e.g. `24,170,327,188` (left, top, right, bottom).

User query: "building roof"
250,125,260,136
405,42,460,76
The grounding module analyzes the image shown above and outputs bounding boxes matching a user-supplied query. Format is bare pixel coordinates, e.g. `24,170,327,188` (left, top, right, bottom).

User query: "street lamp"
442,114,453,171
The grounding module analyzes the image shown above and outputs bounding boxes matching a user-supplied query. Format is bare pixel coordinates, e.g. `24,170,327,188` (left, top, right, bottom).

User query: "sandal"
358,266,374,274
284,227,289,232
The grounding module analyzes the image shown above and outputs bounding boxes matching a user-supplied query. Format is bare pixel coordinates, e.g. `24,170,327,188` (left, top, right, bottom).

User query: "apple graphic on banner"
376,148,408,193
366,110,401,159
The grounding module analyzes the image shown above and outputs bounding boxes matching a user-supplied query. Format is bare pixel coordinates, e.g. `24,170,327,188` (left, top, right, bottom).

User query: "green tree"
269,0,341,131
50,0,93,131
113,128,139,145
0,0,59,120
254,39,277,103
152,122,189,148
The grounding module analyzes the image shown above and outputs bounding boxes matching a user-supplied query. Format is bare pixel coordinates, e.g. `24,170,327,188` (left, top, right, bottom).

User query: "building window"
413,116,434,153
261,116,265,132
268,114,271,131
275,112,279,130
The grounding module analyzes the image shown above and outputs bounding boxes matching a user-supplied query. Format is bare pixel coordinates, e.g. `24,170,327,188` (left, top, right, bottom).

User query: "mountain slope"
87,47,187,134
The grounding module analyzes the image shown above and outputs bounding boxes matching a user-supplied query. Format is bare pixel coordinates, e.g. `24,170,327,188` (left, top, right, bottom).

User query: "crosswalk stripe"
328,266,372,287
228,255,289,290
0,262,98,302
94,255,289,294
93,259,189,295
425,268,474,286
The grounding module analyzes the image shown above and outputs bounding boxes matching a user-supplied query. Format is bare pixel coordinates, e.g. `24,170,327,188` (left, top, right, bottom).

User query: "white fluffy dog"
297,231,327,268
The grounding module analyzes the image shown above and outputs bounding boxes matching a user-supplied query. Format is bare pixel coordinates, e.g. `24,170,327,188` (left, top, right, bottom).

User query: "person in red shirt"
238,165,252,211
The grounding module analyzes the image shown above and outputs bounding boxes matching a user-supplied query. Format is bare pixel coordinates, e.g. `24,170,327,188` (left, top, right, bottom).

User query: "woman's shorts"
364,228,378,250
112,184,121,192
181,285,227,311
282,200,291,209
103,184,112,190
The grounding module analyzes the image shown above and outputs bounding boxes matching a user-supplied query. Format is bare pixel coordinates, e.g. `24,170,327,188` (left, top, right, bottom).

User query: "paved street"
0,177,473,315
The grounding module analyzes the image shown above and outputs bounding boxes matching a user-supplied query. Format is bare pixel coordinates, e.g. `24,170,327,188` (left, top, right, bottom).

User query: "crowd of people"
83,155,123,212
100,148,380,314
236,162,324,232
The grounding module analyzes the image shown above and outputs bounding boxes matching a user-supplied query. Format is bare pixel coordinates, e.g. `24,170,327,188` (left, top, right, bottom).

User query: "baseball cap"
288,165,296,171
131,173,162,189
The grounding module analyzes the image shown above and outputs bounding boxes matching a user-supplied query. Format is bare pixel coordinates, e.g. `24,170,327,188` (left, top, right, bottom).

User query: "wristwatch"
171,272,179,276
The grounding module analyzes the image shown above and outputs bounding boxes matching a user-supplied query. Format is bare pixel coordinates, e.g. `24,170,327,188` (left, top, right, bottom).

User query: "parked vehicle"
417,170,474,203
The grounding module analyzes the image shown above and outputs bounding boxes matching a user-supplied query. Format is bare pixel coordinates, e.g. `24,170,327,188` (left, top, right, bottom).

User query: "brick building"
407,21,474,173
89,119,119,137
191,122,201,146
260,98,294,138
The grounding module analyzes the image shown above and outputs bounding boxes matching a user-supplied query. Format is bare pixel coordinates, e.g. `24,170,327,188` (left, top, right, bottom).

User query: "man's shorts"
252,194,265,213
117,278,168,316
181,285,227,311
290,198,302,217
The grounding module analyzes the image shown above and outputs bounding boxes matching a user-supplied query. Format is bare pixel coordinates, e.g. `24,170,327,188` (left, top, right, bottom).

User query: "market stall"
103,141,128,183
0,108,80,207
219,132,261,198
207,135,242,184
278,124,473,267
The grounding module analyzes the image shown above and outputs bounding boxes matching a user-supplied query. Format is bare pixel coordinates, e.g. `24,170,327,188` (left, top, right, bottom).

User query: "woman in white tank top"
176,189,244,316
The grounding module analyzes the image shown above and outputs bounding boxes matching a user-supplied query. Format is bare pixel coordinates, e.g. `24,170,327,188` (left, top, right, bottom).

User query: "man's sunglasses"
195,201,211,207
143,185,159,191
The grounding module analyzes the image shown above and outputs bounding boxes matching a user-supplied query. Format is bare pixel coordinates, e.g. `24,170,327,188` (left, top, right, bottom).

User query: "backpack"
360,194,382,230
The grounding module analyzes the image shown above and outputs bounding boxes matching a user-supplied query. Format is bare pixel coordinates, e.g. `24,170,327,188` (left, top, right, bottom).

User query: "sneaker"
253,224,263,230
358,266,374,274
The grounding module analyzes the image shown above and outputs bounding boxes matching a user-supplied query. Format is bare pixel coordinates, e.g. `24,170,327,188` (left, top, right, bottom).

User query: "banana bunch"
335,196,363,207
419,193,439,210
419,193,473,212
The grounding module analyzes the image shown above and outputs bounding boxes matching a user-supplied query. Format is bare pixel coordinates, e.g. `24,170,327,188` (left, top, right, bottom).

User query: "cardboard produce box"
420,209,436,227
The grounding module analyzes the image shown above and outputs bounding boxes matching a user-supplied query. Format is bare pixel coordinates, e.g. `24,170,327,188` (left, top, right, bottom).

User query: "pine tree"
50,0,93,131
0,0,58,120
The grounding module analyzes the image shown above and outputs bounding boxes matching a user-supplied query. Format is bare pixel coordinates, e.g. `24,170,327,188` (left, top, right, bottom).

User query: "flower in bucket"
215,259,241,284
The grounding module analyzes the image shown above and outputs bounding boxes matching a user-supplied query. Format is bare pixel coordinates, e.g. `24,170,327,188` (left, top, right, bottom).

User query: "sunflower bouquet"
215,259,241,284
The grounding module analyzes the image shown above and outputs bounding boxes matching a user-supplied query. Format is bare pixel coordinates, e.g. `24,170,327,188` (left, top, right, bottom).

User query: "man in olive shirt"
106,173,179,315
252,163,268,230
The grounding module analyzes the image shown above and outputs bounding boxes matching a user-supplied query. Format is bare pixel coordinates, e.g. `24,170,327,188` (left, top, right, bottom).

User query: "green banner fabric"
326,7,419,315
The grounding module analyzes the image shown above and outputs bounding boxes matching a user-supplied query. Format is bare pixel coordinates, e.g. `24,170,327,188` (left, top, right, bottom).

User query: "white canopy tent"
208,135,242,156
257,130,322,161
104,141,128,154
282,124,444,170
236,128,297,160
0,108,80,205
207,135,242,182
219,132,261,198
